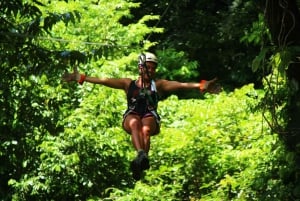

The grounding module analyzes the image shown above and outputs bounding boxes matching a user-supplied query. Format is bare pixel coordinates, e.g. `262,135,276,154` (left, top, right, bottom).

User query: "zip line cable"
138,0,174,92
0,31,129,47
145,0,174,42
1,0,174,50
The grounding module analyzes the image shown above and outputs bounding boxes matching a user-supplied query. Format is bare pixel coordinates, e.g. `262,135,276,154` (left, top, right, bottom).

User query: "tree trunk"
263,2,300,197
264,0,300,46
263,0,300,150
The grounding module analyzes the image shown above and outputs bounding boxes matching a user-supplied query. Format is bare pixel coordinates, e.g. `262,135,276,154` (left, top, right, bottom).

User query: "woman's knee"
142,126,151,136
123,115,142,132
142,120,157,136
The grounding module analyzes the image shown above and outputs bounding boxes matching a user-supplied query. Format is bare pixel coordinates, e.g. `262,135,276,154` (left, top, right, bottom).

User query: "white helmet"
145,52,158,64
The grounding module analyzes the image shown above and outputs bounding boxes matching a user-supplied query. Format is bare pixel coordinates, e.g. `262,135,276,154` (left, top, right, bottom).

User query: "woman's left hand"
62,67,80,82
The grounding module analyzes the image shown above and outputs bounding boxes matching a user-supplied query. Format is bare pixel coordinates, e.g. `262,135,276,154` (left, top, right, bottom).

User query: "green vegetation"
1,0,300,200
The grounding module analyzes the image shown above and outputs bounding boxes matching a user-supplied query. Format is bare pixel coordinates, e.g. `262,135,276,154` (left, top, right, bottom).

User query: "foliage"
0,0,161,200
6,80,297,200
252,45,300,135
36,0,162,60
250,1,300,199
8,86,133,200
240,13,271,47
128,0,266,86
1,0,299,200
155,48,199,81
105,85,296,201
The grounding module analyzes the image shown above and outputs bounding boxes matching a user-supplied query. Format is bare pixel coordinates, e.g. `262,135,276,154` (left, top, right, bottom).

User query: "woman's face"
139,61,157,80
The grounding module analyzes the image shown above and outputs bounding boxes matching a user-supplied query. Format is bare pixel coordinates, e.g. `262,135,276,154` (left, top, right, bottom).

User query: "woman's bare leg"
123,114,144,151
141,116,157,153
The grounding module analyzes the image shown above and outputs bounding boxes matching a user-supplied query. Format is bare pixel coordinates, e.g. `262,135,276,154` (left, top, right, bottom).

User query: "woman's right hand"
62,67,80,82
204,77,222,94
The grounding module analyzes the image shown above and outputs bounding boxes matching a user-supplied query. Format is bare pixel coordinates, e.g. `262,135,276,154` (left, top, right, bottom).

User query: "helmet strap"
138,53,151,89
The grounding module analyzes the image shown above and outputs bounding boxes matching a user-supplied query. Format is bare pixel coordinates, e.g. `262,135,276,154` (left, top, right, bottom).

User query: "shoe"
130,150,151,180
137,150,150,170
130,158,142,181
141,154,150,170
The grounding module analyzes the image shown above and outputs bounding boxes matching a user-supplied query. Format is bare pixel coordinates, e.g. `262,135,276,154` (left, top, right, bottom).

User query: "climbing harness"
137,53,158,109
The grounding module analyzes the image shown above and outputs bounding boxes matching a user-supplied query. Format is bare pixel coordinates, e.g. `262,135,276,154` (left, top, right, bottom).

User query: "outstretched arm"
62,67,131,90
156,78,221,94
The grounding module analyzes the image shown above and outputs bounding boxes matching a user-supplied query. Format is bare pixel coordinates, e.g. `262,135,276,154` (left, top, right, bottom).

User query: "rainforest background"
1,0,300,200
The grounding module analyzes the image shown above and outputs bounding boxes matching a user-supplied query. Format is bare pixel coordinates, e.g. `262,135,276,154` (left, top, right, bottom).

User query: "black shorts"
122,110,160,135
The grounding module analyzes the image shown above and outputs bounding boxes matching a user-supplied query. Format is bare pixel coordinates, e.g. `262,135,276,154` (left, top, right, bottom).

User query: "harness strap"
144,80,158,109
127,80,158,112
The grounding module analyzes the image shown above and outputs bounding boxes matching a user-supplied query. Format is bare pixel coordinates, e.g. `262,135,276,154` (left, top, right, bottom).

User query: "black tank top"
126,80,158,114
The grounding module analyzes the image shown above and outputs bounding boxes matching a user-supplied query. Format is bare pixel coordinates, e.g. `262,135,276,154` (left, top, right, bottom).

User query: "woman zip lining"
62,52,221,180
